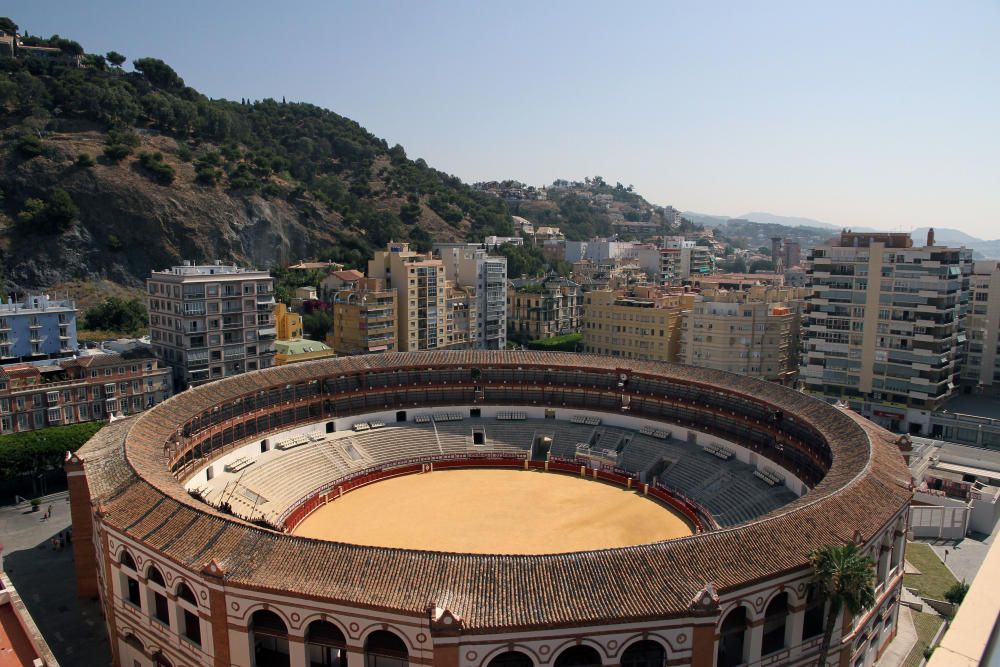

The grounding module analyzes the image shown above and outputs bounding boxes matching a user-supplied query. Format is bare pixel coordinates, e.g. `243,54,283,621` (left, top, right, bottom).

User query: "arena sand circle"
291,468,694,554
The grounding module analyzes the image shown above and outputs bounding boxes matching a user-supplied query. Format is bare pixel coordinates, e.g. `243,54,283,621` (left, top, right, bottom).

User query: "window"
121,552,141,609
177,583,201,646
147,566,170,626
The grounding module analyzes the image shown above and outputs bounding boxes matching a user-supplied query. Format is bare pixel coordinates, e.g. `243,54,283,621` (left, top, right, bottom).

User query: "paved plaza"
0,491,111,667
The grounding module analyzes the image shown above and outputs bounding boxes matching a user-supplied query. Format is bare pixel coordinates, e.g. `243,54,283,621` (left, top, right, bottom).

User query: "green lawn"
902,610,944,667
903,542,959,600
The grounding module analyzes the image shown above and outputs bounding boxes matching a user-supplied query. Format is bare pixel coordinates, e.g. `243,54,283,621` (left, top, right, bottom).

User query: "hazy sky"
8,1,1000,237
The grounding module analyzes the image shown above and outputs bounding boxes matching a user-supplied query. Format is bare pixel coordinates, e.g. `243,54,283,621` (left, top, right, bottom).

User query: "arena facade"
66,351,912,667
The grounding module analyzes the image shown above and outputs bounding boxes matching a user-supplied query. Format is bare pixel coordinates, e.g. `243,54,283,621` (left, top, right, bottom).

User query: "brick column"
689,620,717,667
202,560,232,667
65,452,99,599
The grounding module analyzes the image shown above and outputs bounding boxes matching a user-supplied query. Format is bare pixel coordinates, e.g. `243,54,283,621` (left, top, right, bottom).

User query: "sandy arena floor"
292,468,693,554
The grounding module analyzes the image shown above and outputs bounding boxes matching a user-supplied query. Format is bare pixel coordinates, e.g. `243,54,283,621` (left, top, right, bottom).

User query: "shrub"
107,234,124,251
17,189,78,232
176,144,193,162
138,151,175,185
945,581,969,605
76,152,96,167
103,143,132,162
16,133,44,158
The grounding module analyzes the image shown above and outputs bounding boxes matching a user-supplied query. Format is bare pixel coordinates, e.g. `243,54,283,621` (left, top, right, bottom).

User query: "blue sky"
7,1,1000,236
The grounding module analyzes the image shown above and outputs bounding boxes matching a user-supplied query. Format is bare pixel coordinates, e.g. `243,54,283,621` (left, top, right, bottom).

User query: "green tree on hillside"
106,51,126,68
82,297,148,334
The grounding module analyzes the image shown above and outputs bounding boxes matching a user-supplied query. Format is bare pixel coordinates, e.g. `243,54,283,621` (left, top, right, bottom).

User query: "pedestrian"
46,504,52,519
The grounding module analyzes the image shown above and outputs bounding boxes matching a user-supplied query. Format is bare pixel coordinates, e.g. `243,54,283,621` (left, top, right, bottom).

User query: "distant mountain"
911,227,982,246
911,228,1000,260
738,212,841,230
681,211,731,228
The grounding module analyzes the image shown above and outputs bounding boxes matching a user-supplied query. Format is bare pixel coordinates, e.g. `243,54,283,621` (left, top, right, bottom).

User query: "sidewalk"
876,606,917,667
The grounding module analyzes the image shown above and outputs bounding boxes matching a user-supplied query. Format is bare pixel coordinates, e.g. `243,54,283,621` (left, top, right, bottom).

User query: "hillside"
495,177,699,241
0,19,513,291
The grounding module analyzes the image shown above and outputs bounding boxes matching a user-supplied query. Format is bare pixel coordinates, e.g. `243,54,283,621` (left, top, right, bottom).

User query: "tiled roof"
77,351,911,631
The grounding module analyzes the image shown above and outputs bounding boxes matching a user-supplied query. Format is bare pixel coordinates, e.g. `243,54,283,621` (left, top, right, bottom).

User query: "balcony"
258,327,277,338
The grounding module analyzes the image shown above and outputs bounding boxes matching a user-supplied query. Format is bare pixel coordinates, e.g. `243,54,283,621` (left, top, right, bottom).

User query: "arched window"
153,652,173,667
176,582,202,647
120,551,141,608
553,645,602,667
621,639,665,667
306,620,347,667
365,630,408,667
718,606,748,667
251,610,290,667
802,588,825,640
762,593,789,655
487,651,533,667
120,550,137,570
146,565,169,626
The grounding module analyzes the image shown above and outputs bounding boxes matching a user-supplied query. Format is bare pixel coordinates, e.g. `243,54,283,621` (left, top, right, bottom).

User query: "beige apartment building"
680,286,809,384
327,278,397,356
369,242,451,352
962,260,1000,389
582,286,694,361
147,262,276,388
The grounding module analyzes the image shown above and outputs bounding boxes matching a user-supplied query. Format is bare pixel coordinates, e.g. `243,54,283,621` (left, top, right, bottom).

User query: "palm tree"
808,542,876,667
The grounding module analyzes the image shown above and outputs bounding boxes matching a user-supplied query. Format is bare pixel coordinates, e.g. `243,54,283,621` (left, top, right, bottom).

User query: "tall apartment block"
434,243,508,349
369,243,450,352
148,262,276,388
328,278,398,355
680,286,809,384
0,295,77,364
962,260,1000,390
800,230,972,434
582,286,694,361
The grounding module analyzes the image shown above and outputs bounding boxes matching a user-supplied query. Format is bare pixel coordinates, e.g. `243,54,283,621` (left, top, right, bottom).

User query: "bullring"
66,350,912,667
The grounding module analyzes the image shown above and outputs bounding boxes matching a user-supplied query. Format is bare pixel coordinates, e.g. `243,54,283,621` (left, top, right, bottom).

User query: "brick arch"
546,637,611,662
299,613,352,641
478,644,542,666
717,599,758,626
612,633,679,659
357,622,418,653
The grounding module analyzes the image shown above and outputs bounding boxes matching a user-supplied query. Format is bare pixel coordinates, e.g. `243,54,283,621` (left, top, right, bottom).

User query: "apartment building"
0,348,173,434
657,242,714,283
327,278,398,356
434,243,508,349
507,276,583,341
680,287,809,384
445,285,478,349
369,243,450,352
147,262,276,388
962,260,1000,389
582,286,694,361
0,295,77,364
800,230,972,434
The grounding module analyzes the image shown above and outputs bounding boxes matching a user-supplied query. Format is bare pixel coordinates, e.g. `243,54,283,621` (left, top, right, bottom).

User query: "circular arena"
67,351,912,667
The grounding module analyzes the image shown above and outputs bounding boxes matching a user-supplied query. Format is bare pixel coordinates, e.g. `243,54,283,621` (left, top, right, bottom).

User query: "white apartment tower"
962,260,1000,389
800,230,972,434
148,262,276,388
434,243,508,349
